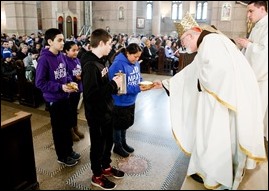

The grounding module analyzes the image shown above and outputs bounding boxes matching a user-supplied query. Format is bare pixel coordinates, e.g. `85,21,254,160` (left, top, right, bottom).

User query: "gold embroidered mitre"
174,12,199,37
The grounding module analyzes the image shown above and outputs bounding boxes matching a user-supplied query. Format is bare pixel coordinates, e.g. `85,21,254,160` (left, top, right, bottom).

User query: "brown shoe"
71,128,80,142
74,126,84,139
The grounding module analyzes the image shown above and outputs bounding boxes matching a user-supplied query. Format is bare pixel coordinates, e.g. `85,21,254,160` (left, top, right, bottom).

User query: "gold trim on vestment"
171,129,191,156
204,182,221,190
203,85,237,112
239,144,267,162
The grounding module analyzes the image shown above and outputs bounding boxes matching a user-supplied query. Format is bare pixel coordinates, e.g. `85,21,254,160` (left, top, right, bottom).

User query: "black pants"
172,60,179,76
113,104,135,130
47,99,74,160
113,104,135,144
87,117,113,176
69,92,81,127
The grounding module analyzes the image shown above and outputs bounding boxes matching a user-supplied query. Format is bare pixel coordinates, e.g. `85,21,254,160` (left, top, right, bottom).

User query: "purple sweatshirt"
64,55,83,92
35,48,72,102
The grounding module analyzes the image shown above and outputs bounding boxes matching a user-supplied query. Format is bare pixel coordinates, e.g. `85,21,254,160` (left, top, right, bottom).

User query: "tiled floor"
2,73,190,190
1,73,268,190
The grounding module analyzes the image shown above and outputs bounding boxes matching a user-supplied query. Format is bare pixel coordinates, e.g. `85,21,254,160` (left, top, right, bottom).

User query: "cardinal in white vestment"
162,25,267,190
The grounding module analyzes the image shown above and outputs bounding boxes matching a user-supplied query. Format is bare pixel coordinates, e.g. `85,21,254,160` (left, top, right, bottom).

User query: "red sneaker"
102,166,125,179
91,174,116,190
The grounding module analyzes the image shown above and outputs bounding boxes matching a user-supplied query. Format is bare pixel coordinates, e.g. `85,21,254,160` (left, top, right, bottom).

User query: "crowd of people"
1,29,183,72
1,1,267,190
1,28,182,101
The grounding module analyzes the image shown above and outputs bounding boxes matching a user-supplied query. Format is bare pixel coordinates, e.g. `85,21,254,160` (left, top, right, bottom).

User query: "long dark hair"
63,41,76,53
111,43,142,62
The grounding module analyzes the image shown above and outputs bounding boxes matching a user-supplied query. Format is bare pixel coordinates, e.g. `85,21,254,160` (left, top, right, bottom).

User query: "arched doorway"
58,16,64,33
73,17,78,37
66,16,72,39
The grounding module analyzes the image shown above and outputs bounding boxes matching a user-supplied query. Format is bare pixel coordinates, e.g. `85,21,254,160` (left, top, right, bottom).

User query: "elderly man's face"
180,33,190,47
180,32,194,54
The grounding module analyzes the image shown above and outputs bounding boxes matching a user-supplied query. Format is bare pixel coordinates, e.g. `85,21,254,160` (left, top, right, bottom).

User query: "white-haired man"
162,22,267,189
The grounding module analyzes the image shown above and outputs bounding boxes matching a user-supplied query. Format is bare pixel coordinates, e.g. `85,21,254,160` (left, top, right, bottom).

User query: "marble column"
1,1,38,35
152,1,161,36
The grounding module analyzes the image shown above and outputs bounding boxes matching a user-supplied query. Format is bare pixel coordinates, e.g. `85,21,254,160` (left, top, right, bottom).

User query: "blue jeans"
113,129,126,144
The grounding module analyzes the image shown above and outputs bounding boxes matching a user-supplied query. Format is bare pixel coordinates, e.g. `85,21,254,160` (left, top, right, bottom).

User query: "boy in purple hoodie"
35,28,80,167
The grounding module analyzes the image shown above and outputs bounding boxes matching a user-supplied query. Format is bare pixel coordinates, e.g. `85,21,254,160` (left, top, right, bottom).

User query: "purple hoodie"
35,48,72,102
64,55,83,92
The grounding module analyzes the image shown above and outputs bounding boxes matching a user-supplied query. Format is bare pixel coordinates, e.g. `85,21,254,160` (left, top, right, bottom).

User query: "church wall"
1,1,38,35
210,1,248,39
1,1,249,40
91,1,138,35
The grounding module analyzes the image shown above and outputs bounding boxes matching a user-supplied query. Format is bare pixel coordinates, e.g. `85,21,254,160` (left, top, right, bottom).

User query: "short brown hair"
248,1,268,12
90,28,112,48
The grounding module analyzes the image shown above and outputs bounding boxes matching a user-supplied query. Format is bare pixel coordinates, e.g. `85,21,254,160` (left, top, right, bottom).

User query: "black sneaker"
102,166,124,179
57,156,78,167
122,143,134,153
113,145,129,158
91,174,116,190
190,174,204,184
69,151,81,161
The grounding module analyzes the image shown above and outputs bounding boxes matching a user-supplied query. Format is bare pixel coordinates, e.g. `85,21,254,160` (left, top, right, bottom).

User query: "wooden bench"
15,60,44,108
178,52,197,72
1,59,18,102
156,47,173,76
1,111,39,190
1,76,16,102
140,59,151,74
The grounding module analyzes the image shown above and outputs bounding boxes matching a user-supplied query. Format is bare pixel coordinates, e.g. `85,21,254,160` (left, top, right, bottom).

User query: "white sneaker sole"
91,181,116,190
57,160,78,167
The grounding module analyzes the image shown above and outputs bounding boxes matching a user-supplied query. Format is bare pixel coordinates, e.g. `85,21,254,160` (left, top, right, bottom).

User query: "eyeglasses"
180,34,190,43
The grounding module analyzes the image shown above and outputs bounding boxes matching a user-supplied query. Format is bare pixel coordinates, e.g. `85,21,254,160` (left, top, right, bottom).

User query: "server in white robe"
236,1,268,141
163,26,267,190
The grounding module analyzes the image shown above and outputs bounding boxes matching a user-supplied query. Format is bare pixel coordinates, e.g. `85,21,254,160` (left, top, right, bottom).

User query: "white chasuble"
166,33,267,190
